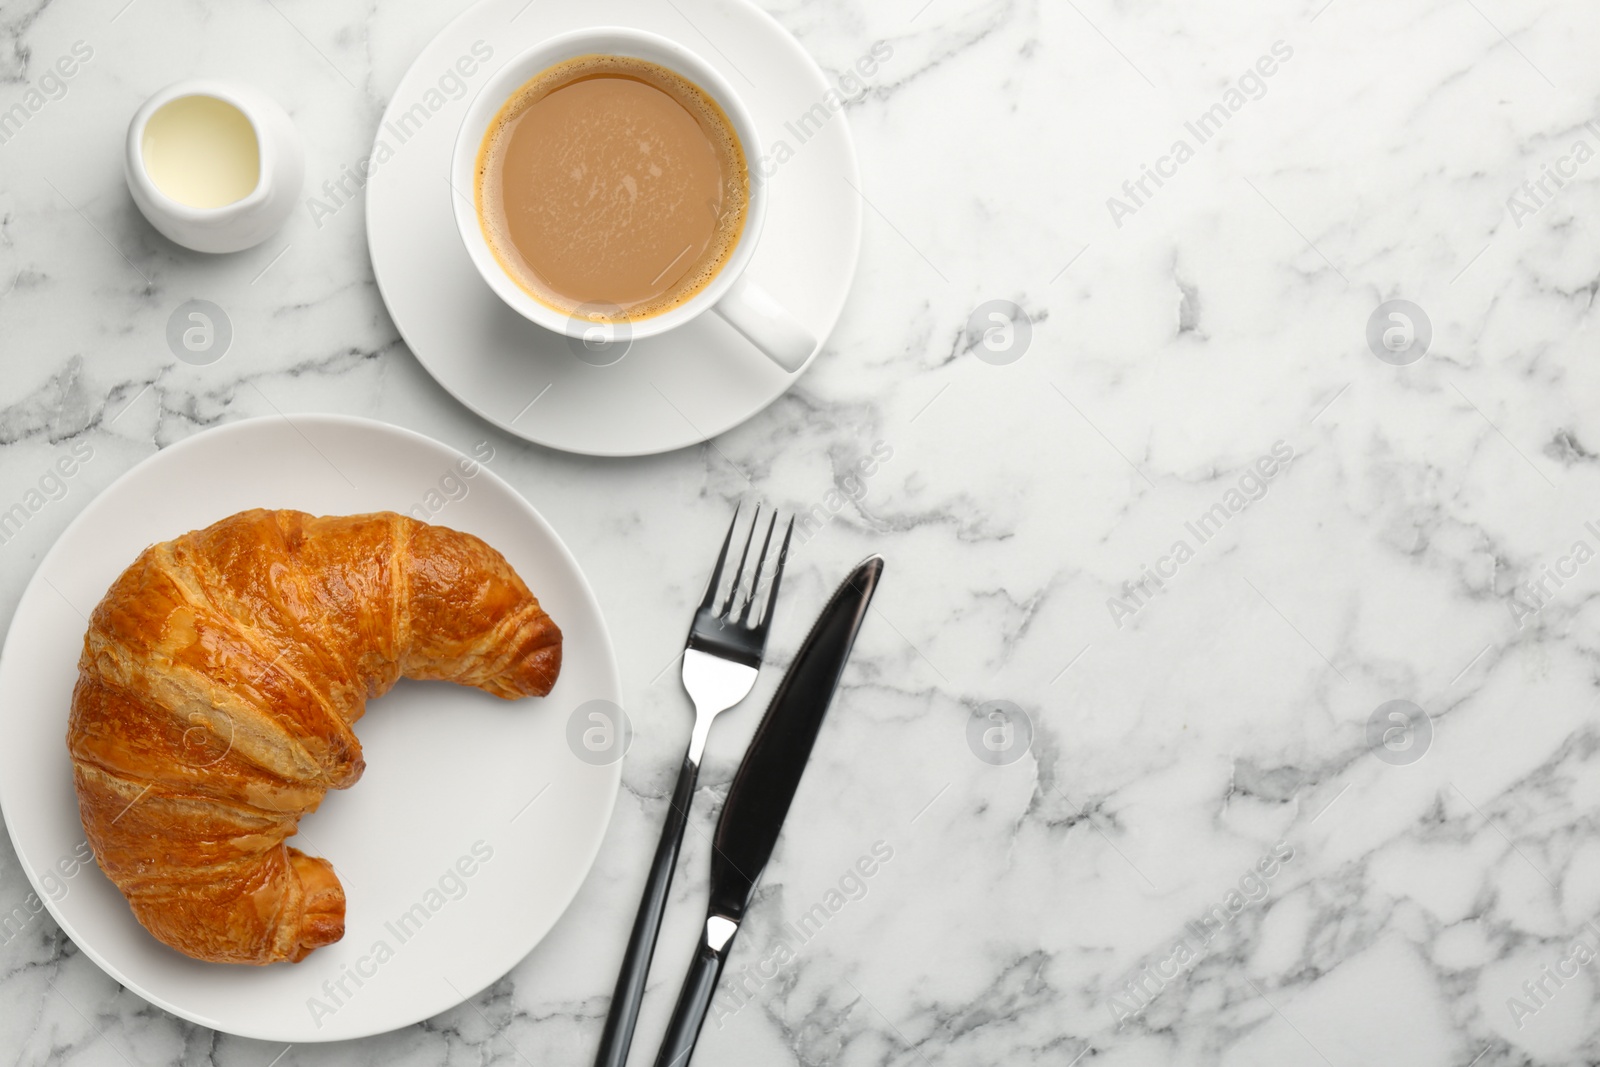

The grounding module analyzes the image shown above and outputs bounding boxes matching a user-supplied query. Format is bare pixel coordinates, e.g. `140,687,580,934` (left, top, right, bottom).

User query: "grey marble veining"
4,0,1600,1063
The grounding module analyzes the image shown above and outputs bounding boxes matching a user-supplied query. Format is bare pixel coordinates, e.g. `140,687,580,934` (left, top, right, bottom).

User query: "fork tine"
757,517,794,634
738,510,779,625
719,505,760,617
698,504,741,611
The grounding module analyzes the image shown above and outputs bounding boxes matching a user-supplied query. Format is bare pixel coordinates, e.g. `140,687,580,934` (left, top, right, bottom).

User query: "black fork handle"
593,753,700,1067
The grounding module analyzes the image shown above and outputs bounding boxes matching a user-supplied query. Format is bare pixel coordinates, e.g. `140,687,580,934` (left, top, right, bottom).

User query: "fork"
593,504,792,1067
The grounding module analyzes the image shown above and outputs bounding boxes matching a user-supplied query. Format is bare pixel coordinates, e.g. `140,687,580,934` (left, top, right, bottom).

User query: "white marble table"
3,0,1600,1063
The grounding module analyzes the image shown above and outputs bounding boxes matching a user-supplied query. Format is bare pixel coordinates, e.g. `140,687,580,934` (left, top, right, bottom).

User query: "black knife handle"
593,754,700,1067
653,921,735,1067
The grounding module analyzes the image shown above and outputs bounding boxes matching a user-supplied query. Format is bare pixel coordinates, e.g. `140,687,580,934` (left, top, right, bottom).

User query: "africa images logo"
1365,299,1431,366
1107,441,1295,629
965,300,1032,365
966,700,1033,766
1106,41,1294,228
1107,841,1295,1026
166,300,232,366
305,841,494,1027
1366,700,1431,766
305,41,494,228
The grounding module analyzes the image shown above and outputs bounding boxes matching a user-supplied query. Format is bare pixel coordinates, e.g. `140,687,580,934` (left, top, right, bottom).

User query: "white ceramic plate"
366,0,862,456
0,416,621,1042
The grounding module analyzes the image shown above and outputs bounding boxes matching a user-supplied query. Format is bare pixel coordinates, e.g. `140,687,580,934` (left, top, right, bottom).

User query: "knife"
652,554,884,1067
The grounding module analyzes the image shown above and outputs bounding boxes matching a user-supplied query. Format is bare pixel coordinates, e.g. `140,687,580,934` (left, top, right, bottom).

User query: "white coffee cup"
450,27,814,373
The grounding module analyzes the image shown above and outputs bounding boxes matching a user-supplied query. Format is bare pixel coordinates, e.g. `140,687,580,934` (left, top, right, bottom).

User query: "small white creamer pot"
126,81,304,255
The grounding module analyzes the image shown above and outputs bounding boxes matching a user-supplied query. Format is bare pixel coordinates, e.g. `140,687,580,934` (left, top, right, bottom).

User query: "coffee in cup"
452,29,817,371
474,54,748,322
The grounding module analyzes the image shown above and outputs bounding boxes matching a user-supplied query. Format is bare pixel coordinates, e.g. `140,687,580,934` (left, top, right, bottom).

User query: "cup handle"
711,275,815,373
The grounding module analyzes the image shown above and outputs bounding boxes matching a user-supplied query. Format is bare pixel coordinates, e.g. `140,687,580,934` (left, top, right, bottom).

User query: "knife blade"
652,554,884,1067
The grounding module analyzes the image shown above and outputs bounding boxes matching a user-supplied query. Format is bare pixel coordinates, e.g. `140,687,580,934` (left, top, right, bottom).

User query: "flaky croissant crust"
67,509,561,964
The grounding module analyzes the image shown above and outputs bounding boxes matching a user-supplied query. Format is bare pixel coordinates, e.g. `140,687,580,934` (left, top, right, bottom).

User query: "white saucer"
0,416,622,1041
366,0,862,457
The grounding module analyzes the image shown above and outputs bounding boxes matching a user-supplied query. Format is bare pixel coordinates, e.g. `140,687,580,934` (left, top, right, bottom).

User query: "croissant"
66,508,561,964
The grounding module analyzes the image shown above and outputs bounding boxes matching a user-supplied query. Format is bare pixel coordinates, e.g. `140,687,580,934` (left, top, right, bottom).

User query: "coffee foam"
474,53,749,323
